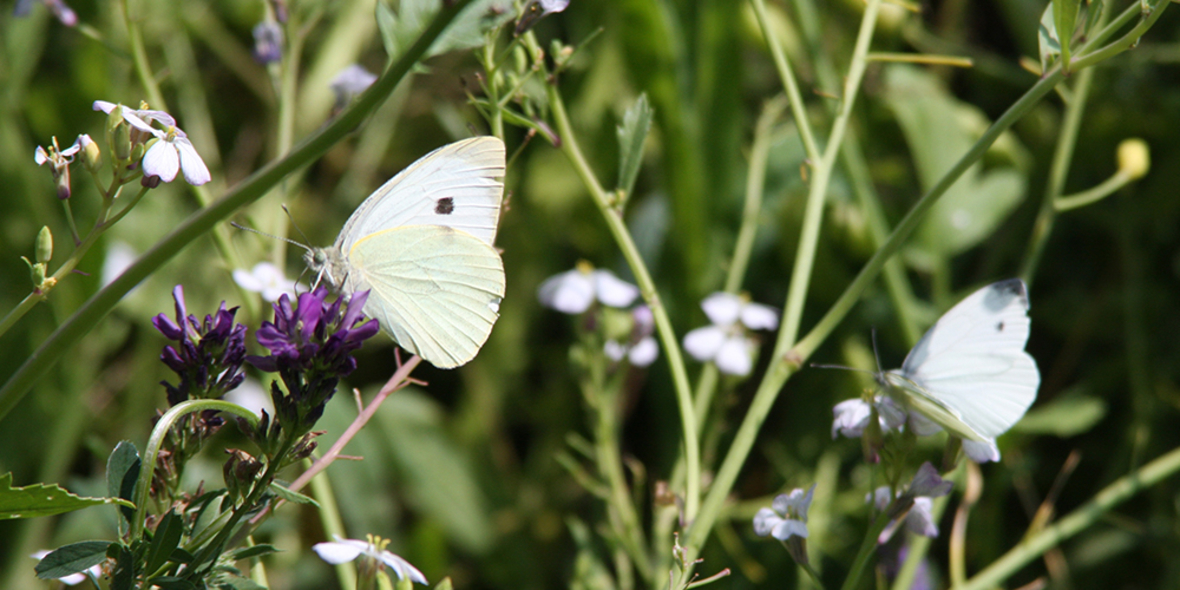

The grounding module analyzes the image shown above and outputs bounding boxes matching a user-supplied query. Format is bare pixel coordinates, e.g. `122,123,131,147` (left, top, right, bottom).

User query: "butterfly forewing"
894,279,1040,439
337,136,505,251
346,225,505,369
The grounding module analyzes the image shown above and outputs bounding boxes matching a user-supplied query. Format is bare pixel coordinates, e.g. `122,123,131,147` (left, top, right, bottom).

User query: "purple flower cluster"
153,285,247,406
247,287,379,432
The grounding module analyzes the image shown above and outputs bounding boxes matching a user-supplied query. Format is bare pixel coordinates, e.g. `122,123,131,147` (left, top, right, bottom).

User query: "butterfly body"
306,137,507,369
882,278,1039,441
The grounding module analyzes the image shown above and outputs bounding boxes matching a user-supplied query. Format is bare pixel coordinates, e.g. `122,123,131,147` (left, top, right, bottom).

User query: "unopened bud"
55,166,72,200
142,174,161,189
1118,138,1150,180
113,119,132,161
78,134,102,171
36,226,53,264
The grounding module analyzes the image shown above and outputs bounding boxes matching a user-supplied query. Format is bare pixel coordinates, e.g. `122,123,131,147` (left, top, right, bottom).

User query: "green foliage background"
2,0,1180,588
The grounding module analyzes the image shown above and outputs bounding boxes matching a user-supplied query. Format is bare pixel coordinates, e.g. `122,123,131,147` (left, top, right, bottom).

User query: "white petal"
771,518,809,541
714,336,753,376
93,100,117,113
752,508,783,537
378,550,428,585
683,326,726,361
102,241,138,287
538,270,594,314
908,462,953,498
832,399,872,439
905,497,939,537
740,302,779,330
604,340,627,362
962,438,1001,463
593,270,639,308
34,146,49,165
865,486,893,510
628,337,659,367
313,540,365,564
58,572,88,586
876,396,909,430
61,136,84,157
700,292,741,326
142,140,179,182
122,111,161,135
174,136,211,185
223,378,273,417
233,268,266,292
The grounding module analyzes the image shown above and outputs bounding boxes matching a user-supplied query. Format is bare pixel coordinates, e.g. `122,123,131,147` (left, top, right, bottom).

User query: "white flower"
961,438,1000,463
330,65,378,106
31,550,101,586
537,264,640,314
313,535,427,585
223,378,273,418
683,292,779,376
233,262,301,302
831,395,907,438
867,462,953,543
35,135,88,200
93,100,211,185
515,0,570,33
753,484,815,541
604,305,659,367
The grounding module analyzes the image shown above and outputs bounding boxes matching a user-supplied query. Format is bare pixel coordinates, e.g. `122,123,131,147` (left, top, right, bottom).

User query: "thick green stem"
546,82,702,523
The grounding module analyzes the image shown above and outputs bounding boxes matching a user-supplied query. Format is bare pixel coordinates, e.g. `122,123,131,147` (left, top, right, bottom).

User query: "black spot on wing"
435,197,455,215
996,320,1005,332
982,278,1029,311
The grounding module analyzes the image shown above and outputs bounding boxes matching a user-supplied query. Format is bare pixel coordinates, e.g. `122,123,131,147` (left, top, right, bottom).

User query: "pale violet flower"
330,65,378,107
233,262,301,302
93,100,211,186
962,438,1001,463
537,263,639,314
515,0,570,33
867,462,953,544
831,395,907,439
35,135,88,200
604,305,658,367
313,535,427,585
683,292,779,376
31,550,101,586
753,484,816,566
15,0,77,26
252,21,283,64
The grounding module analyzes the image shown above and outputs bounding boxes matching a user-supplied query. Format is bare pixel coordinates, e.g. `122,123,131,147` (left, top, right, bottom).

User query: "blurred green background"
3,0,1180,588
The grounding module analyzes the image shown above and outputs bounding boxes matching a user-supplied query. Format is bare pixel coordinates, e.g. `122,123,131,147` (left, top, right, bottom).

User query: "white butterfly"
306,136,506,369
882,279,1040,442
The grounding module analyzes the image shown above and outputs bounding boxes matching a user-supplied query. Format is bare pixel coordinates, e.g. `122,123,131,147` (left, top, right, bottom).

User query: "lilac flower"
831,395,908,439
233,262,300,302
34,135,88,200
867,462,954,544
330,65,377,108
247,287,378,432
14,0,77,26
538,263,640,314
604,305,658,367
683,292,778,376
515,0,569,34
753,484,816,566
152,285,248,406
314,535,427,585
252,21,283,64
93,100,211,186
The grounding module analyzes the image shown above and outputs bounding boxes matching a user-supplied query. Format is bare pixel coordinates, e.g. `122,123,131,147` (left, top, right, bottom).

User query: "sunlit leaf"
0,473,132,520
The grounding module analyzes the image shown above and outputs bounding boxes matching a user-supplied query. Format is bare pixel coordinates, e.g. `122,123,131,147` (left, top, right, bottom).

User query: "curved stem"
130,399,259,540
0,0,475,421
546,82,702,523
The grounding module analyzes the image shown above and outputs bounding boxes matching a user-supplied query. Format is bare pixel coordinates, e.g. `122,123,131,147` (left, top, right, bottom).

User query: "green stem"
130,400,259,540
959,446,1180,590
838,509,893,590
749,0,820,163
0,0,476,421
121,0,166,110
309,459,356,590
545,82,702,523
1054,171,1131,211
594,385,652,580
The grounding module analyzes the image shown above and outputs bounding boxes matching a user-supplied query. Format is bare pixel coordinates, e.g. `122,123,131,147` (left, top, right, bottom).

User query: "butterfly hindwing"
891,279,1040,440
345,225,505,369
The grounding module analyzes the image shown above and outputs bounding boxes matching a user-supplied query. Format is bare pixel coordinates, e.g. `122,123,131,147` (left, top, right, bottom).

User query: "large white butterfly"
882,279,1040,442
306,136,506,369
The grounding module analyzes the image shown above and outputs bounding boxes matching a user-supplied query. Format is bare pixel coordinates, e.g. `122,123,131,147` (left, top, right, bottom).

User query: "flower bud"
54,166,72,200
113,117,132,161
1118,138,1150,180
78,134,102,171
36,226,53,264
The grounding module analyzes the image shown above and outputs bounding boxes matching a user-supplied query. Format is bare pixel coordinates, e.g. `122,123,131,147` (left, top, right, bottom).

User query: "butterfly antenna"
281,204,315,250
229,221,309,252
870,328,884,374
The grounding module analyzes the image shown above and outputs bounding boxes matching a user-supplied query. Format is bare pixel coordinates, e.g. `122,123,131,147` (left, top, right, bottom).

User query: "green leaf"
376,1,399,64
882,65,1029,268
377,0,513,62
433,577,455,590
1053,0,1081,66
225,544,280,561
149,577,200,590
268,482,319,507
144,510,185,574
209,572,268,590
1015,392,1107,437
0,473,133,520
616,93,653,198
35,540,112,579
1038,4,1063,74
107,440,141,532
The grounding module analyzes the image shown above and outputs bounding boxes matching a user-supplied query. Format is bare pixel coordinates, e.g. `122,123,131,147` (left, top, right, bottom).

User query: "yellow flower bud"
1117,138,1150,180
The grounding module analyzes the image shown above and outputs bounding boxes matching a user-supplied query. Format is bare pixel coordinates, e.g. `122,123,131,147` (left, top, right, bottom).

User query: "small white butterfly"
306,137,506,369
882,279,1040,442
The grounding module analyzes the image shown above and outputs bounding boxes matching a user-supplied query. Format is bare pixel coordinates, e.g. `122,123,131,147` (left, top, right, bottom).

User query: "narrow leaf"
616,93,653,198
35,540,112,579
0,473,133,520
1052,0,1081,67
268,482,319,506
144,510,185,574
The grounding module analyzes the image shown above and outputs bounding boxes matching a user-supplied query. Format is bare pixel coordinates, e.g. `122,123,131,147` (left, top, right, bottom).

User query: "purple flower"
252,21,283,64
867,462,954,544
247,287,378,432
152,285,247,406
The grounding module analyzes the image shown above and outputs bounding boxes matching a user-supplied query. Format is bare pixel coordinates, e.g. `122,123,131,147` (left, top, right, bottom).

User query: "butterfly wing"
892,279,1040,440
337,136,505,251
345,225,505,369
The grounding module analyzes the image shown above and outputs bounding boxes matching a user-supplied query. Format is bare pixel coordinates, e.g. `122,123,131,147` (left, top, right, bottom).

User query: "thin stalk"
838,509,894,590
749,0,820,163
1053,171,1133,211
545,83,702,522
309,460,356,590
959,446,1180,590
594,385,653,580
0,0,476,420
